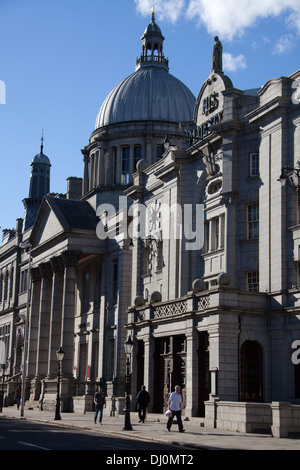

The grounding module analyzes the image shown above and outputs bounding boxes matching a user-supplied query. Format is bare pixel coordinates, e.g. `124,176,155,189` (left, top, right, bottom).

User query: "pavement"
1,405,300,450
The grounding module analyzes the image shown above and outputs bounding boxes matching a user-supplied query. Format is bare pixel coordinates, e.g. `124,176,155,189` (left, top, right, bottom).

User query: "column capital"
31,267,41,283
38,262,52,279
50,256,64,273
61,250,81,268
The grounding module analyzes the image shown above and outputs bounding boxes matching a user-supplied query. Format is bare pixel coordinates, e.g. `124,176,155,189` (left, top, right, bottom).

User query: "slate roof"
46,196,98,231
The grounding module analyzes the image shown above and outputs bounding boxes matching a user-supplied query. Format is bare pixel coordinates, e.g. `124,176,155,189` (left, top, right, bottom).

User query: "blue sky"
1,0,300,231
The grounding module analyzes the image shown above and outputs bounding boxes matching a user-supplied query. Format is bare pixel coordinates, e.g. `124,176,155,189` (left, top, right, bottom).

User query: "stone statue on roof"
212,36,223,73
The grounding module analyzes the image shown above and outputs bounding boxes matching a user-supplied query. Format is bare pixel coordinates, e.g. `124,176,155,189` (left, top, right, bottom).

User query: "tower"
136,7,168,71
22,133,51,231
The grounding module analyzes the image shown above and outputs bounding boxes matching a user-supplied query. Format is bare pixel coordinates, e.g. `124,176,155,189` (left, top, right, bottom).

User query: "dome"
95,67,196,129
31,151,51,166
143,18,163,36
95,10,196,130
31,135,51,166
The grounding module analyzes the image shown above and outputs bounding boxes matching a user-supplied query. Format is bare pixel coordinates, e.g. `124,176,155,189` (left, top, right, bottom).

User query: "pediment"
30,198,65,247
29,196,99,249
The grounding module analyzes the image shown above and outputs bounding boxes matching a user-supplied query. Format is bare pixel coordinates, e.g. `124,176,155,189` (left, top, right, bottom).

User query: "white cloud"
134,0,300,41
273,34,295,54
186,0,300,40
223,52,247,72
134,0,186,23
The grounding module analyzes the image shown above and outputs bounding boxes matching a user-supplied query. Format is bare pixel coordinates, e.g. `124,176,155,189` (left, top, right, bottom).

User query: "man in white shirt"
166,385,185,432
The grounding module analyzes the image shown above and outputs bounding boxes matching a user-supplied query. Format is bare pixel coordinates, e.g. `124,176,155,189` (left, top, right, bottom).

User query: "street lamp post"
278,164,300,188
54,347,65,421
123,336,134,431
19,242,32,417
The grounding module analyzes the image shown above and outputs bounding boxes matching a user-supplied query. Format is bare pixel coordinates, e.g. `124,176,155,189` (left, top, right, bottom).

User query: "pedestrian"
14,384,21,410
94,386,106,424
166,385,185,432
136,385,150,423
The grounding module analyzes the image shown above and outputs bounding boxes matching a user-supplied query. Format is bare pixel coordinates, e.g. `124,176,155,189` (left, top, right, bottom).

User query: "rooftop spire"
40,129,44,153
136,9,169,72
151,6,155,22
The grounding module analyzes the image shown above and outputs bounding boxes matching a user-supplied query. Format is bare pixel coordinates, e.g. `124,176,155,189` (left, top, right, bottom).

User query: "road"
0,417,194,452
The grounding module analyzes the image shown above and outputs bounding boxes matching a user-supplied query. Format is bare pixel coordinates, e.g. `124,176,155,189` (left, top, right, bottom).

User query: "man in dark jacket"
94,387,106,424
136,385,150,423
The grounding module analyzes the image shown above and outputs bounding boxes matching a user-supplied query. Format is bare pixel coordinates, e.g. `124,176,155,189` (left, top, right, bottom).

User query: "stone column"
60,250,80,379
99,147,105,187
185,326,199,417
46,256,64,379
82,153,89,194
143,333,155,412
27,268,41,379
31,262,52,400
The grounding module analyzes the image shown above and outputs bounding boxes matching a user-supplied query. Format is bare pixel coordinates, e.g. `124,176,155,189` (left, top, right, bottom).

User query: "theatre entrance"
151,332,209,416
152,335,186,413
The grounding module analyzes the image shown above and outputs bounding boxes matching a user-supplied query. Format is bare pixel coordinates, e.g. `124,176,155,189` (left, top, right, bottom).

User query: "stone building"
1,11,300,435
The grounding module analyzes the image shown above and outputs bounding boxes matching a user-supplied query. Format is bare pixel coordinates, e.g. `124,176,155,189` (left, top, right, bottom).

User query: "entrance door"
152,335,186,413
240,340,263,401
79,342,88,383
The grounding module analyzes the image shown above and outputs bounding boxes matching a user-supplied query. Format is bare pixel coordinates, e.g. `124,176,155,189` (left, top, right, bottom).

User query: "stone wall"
204,398,300,437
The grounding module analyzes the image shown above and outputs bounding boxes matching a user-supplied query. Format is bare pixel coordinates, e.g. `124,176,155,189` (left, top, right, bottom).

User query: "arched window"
240,340,263,402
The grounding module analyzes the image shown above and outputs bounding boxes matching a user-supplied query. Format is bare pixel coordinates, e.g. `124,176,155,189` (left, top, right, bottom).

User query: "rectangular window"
210,215,224,251
203,221,209,253
121,147,130,185
247,203,259,240
82,272,90,313
249,153,259,177
19,269,29,294
134,145,141,172
247,272,259,292
0,323,10,360
94,266,102,310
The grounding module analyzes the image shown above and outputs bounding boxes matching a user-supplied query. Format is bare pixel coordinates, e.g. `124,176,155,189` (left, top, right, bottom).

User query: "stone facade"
1,12,300,435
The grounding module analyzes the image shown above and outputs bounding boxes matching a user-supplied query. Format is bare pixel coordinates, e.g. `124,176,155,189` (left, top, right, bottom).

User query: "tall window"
121,147,130,185
203,215,224,252
82,272,90,313
0,324,10,360
247,271,259,292
19,269,28,293
94,266,102,310
112,147,117,186
249,153,259,177
9,267,13,299
247,203,259,240
134,145,142,172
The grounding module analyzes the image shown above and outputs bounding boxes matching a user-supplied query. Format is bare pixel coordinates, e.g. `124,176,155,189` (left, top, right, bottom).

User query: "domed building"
81,9,195,209
1,10,300,437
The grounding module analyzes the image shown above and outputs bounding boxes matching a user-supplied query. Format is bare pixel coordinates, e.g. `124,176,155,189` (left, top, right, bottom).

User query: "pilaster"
60,250,80,380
